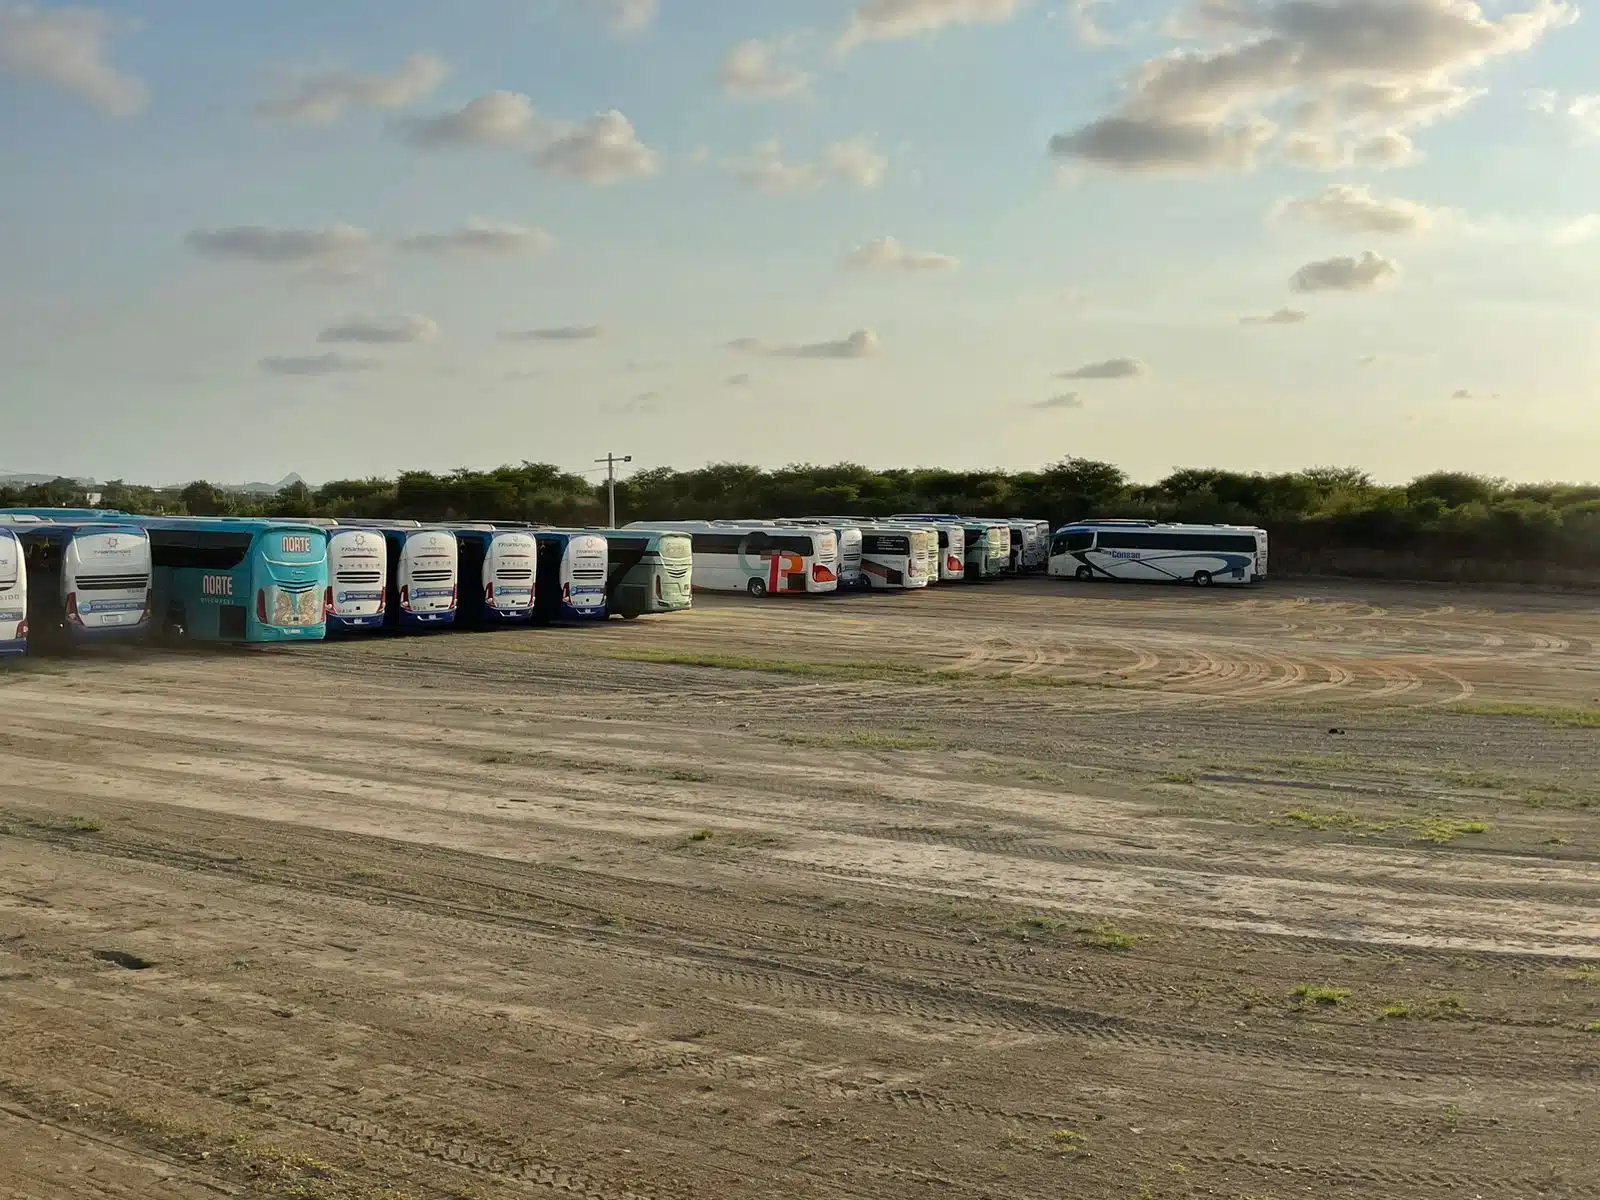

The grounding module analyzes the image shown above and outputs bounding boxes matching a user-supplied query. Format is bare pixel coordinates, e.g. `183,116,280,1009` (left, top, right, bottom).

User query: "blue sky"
1,0,1597,485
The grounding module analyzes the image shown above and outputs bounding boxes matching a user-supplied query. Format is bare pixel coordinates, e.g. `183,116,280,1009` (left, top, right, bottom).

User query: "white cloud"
397,218,552,257
185,224,375,266
845,236,959,271
1565,94,1600,137
533,110,659,183
1048,0,1574,173
1069,0,1113,47
1526,88,1600,137
730,329,880,359
260,352,379,376
1057,356,1146,379
1032,392,1083,409
1525,87,1557,115
256,54,446,124
1550,214,1600,245
718,39,810,100
1275,184,1436,234
589,0,657,34
1240,307,1307,325
498,325,606,342
317,314,440,344
0,4,147,117
840,0,1031,51
401,90,537,148
730,137,887,192
1289,250,1399,292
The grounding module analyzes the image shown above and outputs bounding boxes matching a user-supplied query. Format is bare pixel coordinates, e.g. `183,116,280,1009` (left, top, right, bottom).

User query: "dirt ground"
1,578,1596,1200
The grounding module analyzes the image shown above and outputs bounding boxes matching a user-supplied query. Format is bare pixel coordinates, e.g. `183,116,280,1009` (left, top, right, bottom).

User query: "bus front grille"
77,574,149,591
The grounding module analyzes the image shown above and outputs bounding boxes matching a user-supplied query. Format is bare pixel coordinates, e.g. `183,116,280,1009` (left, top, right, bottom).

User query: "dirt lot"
1,578,1596,1199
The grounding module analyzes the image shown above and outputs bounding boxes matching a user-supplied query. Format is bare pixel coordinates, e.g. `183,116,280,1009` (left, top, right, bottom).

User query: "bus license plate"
102,613,122,624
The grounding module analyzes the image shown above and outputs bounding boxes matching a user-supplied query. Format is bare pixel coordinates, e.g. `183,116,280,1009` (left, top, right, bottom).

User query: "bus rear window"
863,535,909,554
150,530,252,570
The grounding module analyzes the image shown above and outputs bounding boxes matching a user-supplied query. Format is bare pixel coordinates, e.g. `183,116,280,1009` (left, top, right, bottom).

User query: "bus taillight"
16,618,26,638
450,583,457,609
399,585,410,611
948,555,962,573
654,574,662,601
255,589,268,623
65,591,82,625
324,586,334,617
813,563,836,583
142,588,152,623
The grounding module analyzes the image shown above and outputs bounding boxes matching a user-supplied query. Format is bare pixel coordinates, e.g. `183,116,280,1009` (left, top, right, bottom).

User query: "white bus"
856,524,930,590
13,522,152,648
0,527,25,657
627,521,838,596
1009,521,1049,572
892,514,1006,580
1048,520,1268,586
380,527,458,628
780,520,863,589
926,522,965,581
326,527,387,632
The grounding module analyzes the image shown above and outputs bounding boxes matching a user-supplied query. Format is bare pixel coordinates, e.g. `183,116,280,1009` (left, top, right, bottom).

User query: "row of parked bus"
0,510,697,655
0,506,1269,657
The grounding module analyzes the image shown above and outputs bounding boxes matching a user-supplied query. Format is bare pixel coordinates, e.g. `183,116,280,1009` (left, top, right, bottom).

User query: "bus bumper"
328,613,382,633
0,638,26,658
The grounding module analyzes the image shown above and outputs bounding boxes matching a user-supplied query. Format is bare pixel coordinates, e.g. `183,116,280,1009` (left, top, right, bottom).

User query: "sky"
1,0,1598,486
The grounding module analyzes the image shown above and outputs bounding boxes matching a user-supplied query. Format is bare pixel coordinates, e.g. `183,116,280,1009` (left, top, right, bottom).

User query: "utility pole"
596,451,632,528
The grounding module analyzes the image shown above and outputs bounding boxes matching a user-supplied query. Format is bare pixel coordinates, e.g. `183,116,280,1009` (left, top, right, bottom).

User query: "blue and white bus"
14,522,151,649
139,519,329,642
377,527,458,630
0,527,25,657
450,525,538,628
325,526,387,633
1048,520,1268,586
533,530,610,620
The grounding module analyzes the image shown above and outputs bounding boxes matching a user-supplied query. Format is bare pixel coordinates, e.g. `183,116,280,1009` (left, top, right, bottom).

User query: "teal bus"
137,518,329,643
591,529,692,619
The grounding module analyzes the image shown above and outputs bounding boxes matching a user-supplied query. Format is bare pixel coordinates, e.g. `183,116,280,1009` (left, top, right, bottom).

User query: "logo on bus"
282,536,312,554
202,574,234,597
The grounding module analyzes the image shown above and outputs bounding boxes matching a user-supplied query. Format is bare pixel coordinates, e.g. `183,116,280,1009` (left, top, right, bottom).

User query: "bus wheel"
1075,565,1094,582
1193,570,1214,587
747,578,768,598
621,612,640,620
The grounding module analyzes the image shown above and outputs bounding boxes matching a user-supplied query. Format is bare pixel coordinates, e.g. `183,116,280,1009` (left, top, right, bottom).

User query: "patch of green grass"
665,768,712,782
848,730,936,750
1292,984,1351,1006
1443,1102,1464,1131
1412,818,1492,845
1585,1022,1600,1033
1447,702,1600,728
1052,1129,1089,1156
1281,808,1360,831
1159,771,1197,785
1078,922,1145,951
1381,1001,1411,1019
65,815,102,833
687,829,714,842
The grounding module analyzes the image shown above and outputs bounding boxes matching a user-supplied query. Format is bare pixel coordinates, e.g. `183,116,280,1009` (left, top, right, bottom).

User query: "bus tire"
1193,570,1214,587
747,578,768,598
1075,565,1094,582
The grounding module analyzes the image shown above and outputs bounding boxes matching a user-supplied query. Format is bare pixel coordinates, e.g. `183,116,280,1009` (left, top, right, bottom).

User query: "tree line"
5,459,1598,582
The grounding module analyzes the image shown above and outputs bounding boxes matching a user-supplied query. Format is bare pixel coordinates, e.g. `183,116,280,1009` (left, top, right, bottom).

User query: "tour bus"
772,520,863,589
626,521,838,597
0,527,25,657
16,522,152,649
1048,520,1269,586
376,527,458,630
890,514,1004,580
450,525,538,628
855,524,931,590
138,518,328,642
589,529,692,619
324,526,387,633
532,529,610,620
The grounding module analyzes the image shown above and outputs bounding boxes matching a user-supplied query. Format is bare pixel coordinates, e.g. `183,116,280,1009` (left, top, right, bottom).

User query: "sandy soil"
1,579,1596,1199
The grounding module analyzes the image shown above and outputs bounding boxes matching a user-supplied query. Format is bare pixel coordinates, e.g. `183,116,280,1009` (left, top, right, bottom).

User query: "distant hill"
0,471,96,486
223,473,305,495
